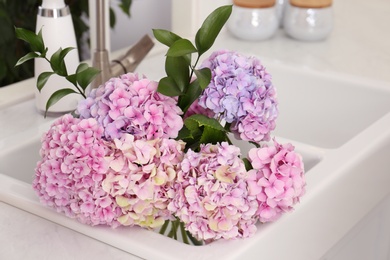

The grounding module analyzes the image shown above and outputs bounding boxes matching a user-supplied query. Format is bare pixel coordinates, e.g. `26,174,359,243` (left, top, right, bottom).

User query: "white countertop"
1,0,390,259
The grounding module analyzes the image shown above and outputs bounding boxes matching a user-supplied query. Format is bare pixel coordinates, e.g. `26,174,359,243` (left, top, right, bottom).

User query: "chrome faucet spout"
91,0,111,89
91,0,155,89
110,35,155,77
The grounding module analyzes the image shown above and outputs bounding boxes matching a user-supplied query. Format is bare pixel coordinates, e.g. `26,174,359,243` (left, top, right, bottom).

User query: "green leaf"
152,29,182,47
178,79,202,113
184,117,202,141
200,125,227,145
50,48,65,76
158,76,183,96
185,114,226,132
166,39,197,57
184,114,228,148
76,62,89,73
37,71,55,91
165,56,189,92
194,68,211,90
76,63,101,90
49,47,75,76
66,74,77,86
44,88,77,117
15,52,39,67
242,158,253,171
109,7,116,28
195,5,232,56
36,29,46,53
60,47,76,59
119,0,132,17
15,27,45,53
176,125,192,140
49,47,63,74
41,47,48,57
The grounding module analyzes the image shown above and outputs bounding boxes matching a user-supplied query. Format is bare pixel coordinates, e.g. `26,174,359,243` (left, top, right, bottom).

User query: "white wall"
110,0,172,51
110,0,234,51
171,0,232,38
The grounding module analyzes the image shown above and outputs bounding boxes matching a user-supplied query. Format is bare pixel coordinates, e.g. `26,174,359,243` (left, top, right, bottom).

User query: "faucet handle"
111,34,155,77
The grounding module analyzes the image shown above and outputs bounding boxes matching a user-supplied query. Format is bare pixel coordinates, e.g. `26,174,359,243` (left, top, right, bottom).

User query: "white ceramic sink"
1,49,390,259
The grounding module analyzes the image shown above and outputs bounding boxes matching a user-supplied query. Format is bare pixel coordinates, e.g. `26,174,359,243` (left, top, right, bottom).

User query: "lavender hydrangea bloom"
168,142,258,241
198,50,278,143
76,73,184,141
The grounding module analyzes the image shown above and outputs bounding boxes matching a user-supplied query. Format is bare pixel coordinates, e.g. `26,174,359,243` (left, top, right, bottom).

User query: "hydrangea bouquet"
16,5,305,245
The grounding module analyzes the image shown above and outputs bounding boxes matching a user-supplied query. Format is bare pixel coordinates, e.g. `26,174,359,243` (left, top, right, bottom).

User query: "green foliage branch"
15,27,100,117
153,5,232,153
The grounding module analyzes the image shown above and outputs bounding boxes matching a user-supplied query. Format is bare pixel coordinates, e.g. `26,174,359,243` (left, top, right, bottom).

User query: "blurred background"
0,0,172,88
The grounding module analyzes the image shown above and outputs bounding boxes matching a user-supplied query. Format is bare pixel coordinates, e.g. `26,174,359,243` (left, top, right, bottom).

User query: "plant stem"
186,230,204,246
178,54,202,115
172,219,178,240
159,220,170,235
167,220,176,238
189,55,201,80
179,221,190,245
72,82,87,98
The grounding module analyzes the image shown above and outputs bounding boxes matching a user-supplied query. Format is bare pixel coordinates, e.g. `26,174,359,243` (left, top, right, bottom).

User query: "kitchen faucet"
91,0,155,89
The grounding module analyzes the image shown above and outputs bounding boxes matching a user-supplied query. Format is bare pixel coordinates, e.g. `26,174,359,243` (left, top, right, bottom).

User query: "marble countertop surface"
1,0,389,259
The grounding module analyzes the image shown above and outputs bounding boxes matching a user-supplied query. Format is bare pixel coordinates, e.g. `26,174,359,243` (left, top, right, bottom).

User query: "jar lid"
290,0,332,8
233,0,276,8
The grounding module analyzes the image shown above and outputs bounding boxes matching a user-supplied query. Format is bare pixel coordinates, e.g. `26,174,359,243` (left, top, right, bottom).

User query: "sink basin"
270,65,390,149
1,49,390,259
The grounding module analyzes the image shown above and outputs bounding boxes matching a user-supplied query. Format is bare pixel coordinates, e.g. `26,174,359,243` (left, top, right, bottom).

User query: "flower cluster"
247,140,306,223
77,73,183,141
33,50,305,244
168,142,258,241
22,2,305,247
34,74,187,230
198,50,278,143
184,99,215,119
102,134,185,228
33,114,122,227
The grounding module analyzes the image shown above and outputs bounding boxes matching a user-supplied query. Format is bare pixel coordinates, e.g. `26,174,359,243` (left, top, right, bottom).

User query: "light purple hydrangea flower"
198,50,278,143
168,142,258,241
77,73,184,141
33,114,122,227
102,133,185,229
247,139,306,223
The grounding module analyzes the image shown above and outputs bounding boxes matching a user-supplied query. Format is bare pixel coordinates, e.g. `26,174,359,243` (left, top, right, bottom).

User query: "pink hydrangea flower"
247,139,306,223
169,142,258,241
33,114,122,227
198,50,278,143
102,133,185,229
77,73,184,141
183,98,215,119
